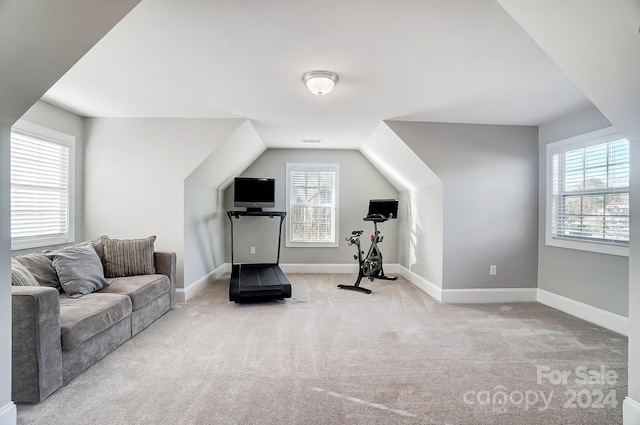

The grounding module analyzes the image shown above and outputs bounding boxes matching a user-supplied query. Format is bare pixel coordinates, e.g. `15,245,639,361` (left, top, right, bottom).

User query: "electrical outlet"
250,247,256,254
489,265,497,276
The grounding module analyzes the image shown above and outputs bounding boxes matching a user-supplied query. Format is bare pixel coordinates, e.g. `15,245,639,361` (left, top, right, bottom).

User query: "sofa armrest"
154,251,176,307
12,286,63,403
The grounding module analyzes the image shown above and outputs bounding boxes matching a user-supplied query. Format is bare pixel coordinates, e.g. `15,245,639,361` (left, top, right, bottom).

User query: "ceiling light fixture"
302,71,338,96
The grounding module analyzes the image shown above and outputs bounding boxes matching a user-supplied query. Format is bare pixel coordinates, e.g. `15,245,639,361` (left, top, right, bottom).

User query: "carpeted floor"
17,274,627,425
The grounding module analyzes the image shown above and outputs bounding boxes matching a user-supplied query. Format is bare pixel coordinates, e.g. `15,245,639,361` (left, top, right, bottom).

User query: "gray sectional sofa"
10,236,176,403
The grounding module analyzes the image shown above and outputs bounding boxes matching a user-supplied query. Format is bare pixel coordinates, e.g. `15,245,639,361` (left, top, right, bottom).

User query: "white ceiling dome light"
302,71,338,96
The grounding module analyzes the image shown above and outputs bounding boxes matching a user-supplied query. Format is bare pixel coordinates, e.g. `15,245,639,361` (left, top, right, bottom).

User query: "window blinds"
551,138,629,244
289,167,336,243
10,129,72,247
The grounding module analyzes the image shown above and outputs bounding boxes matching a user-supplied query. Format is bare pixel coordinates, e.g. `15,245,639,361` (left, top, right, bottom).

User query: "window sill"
11,235,73,251
546,237,628,257
286,241,339,248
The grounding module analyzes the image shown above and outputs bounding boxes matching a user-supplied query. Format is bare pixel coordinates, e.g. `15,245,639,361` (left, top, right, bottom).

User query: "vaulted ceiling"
42,0,592,150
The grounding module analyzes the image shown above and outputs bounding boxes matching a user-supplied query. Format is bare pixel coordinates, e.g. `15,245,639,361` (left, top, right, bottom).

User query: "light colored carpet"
17,274,627,425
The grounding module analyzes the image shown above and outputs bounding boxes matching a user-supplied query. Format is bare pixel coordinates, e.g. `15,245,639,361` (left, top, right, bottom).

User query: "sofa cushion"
59,293,132,351
12,253,61,290
98,274,170,310
10,258,40,286
48,245,111,298
102,236,156,278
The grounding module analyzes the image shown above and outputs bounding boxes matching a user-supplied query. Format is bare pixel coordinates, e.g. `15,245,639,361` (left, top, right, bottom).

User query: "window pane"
581,194,604,215
608,163,629,188
565,169,584,191
609,139,629,164
585,143,607,168
605,216,629,241
582,216,604,239
585,166,606,189
562,195,582,215
605,193,629,216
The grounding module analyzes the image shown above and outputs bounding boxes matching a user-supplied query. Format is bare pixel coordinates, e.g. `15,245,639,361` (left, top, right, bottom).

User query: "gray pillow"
13,252,61,290
76,235,108,267
10,258,40,286
49,245,111,298
101,235,156,278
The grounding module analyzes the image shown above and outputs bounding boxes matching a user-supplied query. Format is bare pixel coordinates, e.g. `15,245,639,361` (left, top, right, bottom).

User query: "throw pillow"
49,245,111,298
77,235,108,267
10,258,40,286
13,253,62,290
101,235,156,278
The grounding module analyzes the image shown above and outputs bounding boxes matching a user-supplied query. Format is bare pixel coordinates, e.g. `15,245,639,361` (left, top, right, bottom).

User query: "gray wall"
83,117,244,289
398,184,444,287
0,122,13,423
183,120,265,287
223,149,399,265
387,121,539,290
538,104,628,317
629,132,640,412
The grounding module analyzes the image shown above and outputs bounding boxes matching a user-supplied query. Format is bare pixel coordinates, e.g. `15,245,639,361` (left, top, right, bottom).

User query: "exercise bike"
338,213,398,294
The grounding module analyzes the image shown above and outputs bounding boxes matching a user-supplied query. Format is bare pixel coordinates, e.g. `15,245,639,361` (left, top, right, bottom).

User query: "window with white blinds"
286,163,339,247
10,121,75,250
546,127,629,256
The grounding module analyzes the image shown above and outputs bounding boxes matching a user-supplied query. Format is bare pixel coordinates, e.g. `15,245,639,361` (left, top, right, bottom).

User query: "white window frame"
286,163,339,248
10,120,76,250
545,126,629,257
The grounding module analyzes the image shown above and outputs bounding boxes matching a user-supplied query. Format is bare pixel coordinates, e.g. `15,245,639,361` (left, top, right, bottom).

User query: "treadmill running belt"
240,264,282,287
229,263,291,301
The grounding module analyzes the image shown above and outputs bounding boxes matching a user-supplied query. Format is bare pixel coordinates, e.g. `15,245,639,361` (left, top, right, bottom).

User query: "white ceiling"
42,0,591,150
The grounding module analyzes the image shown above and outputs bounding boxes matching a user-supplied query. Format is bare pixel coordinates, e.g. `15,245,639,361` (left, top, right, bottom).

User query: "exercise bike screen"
367,199,399,219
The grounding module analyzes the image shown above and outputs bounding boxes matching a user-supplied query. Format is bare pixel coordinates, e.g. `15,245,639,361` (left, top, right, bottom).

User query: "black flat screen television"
367,199,399,219
233,177,276,211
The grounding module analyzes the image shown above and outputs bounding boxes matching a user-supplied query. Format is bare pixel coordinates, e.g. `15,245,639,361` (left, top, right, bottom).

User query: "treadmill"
226,210,292,302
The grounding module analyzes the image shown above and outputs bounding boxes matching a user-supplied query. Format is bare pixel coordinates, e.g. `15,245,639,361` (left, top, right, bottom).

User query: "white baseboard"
397,265,442,301
279,263,359,274
396,266,536,304
280,263,406,276
0,402,16,425
624,397,640,425
537,289,628,336
440,287,538,303
177,263,230,303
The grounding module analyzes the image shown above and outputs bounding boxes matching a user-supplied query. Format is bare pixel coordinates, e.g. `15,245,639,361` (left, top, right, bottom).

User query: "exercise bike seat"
352,230,363,235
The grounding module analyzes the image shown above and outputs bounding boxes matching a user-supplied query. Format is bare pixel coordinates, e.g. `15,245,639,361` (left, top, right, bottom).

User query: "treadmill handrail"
227,210,287,266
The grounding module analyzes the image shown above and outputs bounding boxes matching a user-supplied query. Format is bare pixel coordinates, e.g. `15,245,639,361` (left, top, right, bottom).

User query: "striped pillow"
11,258,40,286
101,236,156,278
